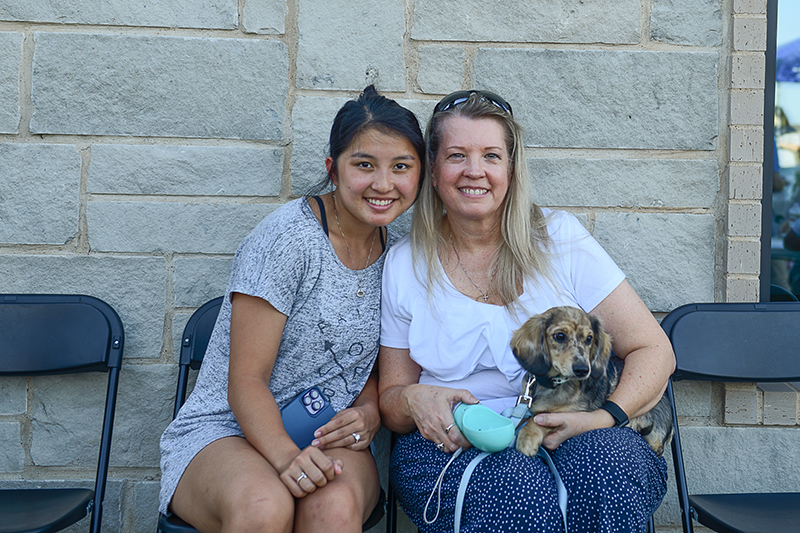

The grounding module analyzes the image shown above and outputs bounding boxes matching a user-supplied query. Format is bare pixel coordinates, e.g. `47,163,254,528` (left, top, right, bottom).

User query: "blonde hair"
410,93,551,310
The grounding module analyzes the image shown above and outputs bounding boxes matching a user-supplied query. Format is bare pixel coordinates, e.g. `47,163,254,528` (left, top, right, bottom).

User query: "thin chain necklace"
449,230,493,303
332,191,377,298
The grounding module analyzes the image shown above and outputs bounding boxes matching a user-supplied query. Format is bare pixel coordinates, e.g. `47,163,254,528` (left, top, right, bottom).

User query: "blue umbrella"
777,37,800,83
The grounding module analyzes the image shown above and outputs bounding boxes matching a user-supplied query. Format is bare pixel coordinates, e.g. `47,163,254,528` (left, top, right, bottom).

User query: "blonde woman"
378,90,674,532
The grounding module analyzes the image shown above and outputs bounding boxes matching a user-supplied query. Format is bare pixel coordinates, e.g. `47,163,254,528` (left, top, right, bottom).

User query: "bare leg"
170,436,294,533
293,447,380,533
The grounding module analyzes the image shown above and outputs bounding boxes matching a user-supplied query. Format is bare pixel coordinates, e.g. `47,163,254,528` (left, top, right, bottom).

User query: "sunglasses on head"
433,90,513,116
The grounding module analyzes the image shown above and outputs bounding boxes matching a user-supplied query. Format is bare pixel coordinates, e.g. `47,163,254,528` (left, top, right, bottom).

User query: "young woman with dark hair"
159,86,424,533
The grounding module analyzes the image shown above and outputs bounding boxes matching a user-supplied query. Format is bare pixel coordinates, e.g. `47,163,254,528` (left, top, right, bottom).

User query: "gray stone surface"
290,96,350,195
680,426,800,492
0,422,24,472
0,0,236,29
593,213,716,312
412,0,641,44
112,364,175,467
0,32,22,133
416,46,465,95
87,201,278,253
0,376,27,415
761,385,798,425
475,49,719,150
173,256,234,307
31,33,287,140
133,481,160,533
673,380,714,418
725,388,759,424
296,0,405,91
30,373,110,466
88,144,283,196
650,0,723,46
0,143,81,244
0,255,165,359
529,158,719,208
243,0,286,34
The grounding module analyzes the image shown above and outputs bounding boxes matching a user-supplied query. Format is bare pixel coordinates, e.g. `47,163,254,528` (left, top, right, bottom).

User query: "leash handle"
423,447,463,524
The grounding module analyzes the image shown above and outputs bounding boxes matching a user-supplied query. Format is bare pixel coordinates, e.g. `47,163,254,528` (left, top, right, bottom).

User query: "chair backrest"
173,297,223,418
660,301,800,383
0,294,124,533
0,294,123,374
661,301,800,533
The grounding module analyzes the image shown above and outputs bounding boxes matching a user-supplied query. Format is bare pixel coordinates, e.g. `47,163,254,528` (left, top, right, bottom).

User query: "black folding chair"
661,302,800,533
0,294,124,533
158,296,385,532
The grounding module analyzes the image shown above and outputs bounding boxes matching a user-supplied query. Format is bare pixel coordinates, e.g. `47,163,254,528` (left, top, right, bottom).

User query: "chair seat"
0,488,94,533
690,492,800,533
158,512,200,533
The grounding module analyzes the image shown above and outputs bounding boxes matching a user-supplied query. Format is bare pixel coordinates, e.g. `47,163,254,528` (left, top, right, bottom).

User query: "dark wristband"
600,400,629,427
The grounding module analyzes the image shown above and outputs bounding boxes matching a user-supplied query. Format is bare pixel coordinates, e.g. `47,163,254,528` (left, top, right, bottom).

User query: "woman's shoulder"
385,232,413,263
236,198,322,259
539,208,588,240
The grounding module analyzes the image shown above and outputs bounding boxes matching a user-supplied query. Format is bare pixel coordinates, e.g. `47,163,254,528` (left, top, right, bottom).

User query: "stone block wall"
1,1,795,532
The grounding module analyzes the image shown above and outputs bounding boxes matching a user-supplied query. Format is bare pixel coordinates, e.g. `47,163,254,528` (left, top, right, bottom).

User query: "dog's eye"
553,332,566,342
585,335,593,345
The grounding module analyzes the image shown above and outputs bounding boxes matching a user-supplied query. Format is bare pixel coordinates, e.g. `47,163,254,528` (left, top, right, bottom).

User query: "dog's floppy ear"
589,314,612,379
511,312,551,376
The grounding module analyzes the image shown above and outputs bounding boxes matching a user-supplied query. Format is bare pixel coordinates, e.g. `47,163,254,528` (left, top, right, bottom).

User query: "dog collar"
535,373,568,390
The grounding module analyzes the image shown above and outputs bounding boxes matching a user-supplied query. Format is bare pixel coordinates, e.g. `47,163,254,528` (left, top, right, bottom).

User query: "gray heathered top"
159,197,396,513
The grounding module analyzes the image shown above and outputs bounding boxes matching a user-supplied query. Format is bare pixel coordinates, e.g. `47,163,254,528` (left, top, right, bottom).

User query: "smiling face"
432,115,510,227
326,127,422,231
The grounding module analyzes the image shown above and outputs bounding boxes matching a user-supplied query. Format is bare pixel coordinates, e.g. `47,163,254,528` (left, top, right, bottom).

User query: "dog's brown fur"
510,306,673,457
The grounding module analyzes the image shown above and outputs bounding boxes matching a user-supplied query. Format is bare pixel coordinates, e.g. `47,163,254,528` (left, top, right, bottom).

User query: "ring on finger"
436,442,445,452
352,432,361,444
296,471,308,483
445,423,455,434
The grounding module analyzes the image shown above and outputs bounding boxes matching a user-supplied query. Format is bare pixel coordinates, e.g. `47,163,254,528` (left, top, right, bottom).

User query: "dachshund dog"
509,306,673,457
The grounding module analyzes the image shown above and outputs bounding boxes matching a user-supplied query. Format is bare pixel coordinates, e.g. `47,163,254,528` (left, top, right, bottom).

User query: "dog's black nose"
573,363,590,377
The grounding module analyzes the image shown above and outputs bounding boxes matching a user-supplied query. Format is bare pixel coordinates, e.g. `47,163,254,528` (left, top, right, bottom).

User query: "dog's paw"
515,422,543,457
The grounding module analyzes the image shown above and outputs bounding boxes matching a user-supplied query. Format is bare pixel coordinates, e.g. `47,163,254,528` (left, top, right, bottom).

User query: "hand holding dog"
311,403,380,450
532,409,616,451
402,383,477,452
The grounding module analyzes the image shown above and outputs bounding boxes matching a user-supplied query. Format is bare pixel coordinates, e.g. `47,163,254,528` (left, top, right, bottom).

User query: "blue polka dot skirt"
390,428,667,533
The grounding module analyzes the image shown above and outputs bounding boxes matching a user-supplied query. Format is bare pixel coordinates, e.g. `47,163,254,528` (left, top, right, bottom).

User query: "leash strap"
537,447,569,532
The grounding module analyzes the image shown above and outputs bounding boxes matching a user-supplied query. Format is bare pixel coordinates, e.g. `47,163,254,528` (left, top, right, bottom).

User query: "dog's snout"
573,362,590,378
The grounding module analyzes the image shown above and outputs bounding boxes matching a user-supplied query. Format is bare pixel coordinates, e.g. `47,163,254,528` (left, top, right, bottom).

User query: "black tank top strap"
310,195,328,236
380,227,386,252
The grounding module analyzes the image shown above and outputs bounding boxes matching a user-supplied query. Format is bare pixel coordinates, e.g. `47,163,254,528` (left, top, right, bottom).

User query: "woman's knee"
295,482,365,529
225,486,295,533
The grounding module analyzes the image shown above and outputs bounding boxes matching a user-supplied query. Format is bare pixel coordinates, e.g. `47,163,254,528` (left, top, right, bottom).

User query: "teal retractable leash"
423,374,569,533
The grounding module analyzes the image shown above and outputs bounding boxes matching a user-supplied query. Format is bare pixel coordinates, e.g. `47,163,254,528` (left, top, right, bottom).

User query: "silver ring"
352,432,361,444
296,472,308,483
436,442,445,452
445,423,455,434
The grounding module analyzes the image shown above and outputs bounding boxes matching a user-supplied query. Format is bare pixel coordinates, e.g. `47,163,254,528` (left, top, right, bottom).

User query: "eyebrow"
348,152,417,161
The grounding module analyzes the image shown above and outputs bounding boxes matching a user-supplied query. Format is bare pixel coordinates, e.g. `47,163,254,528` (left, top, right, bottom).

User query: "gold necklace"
449,230,493,303
332,192,377,298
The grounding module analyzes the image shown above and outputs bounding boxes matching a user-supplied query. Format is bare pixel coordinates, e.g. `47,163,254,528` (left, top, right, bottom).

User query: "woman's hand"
311,403,380,450
278,446,343,498
532,409,615,451
402,383,477,452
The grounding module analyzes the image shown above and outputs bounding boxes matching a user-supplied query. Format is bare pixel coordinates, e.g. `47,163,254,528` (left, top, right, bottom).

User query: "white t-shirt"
380,209,625,413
